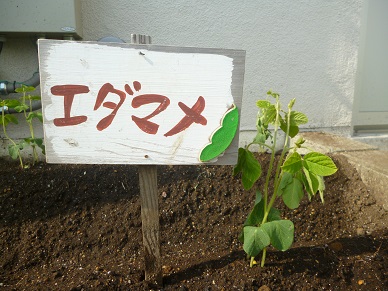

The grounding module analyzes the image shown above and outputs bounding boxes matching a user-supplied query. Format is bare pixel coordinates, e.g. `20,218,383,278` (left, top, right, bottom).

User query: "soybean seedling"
0,98,24,167
15,85,45,165
234,91,337,267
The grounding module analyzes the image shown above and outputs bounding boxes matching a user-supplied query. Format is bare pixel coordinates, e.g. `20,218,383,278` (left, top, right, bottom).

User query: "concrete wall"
0,0,363,153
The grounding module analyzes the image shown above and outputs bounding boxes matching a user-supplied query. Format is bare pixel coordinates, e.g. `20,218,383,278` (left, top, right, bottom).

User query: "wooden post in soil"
131,34,163,286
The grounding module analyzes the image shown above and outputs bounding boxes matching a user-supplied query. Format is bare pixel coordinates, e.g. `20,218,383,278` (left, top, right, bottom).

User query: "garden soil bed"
0,153,387,290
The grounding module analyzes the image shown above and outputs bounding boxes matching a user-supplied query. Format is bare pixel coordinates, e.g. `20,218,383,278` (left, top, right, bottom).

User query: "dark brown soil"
0,153,387,290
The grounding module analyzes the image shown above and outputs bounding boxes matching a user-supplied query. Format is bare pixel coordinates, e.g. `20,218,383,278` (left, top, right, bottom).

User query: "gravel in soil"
0,153,387,290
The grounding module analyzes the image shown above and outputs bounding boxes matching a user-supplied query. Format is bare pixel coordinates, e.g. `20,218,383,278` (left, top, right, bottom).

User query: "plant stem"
250,256,255,268
23,90,38,164
1,112,23,168
260,97,289,267
260,248,267,267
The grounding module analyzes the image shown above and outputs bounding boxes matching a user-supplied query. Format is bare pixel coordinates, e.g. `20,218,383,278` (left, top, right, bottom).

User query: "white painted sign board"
38,40,245,165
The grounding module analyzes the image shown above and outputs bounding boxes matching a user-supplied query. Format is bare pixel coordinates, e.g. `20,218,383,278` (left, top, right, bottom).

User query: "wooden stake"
131,34,162,286
138,165,162,285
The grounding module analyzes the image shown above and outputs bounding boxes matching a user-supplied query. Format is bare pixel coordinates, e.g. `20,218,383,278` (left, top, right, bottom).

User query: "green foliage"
233,90,337,267
233,148,262,190
0,85,44,168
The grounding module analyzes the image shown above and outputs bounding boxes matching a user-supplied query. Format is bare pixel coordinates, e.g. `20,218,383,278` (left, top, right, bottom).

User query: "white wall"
0,0,363,153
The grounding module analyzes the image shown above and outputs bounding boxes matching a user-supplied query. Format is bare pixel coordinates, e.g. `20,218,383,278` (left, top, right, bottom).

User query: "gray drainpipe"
0,70,41,113
0,34,41,113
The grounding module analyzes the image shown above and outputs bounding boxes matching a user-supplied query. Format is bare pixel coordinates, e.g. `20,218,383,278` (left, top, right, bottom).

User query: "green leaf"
253,119,271,145
299,172,313,201
281,152,303,174
280,111,308,138
14,104,29,112
303,152,338,176
282,177,303,209
253,130,267,145
277,171,293,196
8,144,21,160
26,112,43,123
256,100,271,109
244,195,265,227
267,90,280,98
7,114,19,124
260,104,277,125
302,167,319,196
3,99,22,108
288,98,296,109
254,190,262,205
280,120,299,138
24,137,42,146
261,220,294,251
268,207,282,222
317,175,326,204
288,111,308,126
240,192,281,243
15,85,35,93
243,200,282,228
294,137,305,148
243,226,270,257
29,95,41,101
233,148,262,190
0,114,19,126
33,138,44,147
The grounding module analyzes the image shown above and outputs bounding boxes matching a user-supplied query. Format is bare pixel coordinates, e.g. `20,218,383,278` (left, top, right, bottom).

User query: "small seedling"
0,98,24,167
234,91,337,267
15,85,45,165
0,85,44,168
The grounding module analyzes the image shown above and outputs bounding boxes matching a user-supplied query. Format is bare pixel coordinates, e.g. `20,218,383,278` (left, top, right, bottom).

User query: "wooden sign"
38,40,245,165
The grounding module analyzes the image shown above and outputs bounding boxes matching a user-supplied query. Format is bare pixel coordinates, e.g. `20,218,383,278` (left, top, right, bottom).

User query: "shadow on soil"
164,234,387,285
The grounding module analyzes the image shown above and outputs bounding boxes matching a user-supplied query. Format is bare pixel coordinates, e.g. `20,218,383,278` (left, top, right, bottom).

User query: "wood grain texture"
138,165,162,285
38,39,245,165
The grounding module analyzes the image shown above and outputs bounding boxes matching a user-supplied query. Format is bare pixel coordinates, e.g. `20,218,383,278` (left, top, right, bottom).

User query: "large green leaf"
282,177,303,209
303,152,338,176
261,220,294,251
281,152,303,174
243,226,270,257
233,148,262,190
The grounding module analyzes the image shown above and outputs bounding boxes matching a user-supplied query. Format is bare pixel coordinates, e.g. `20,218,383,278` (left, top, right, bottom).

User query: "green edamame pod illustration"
200,104,239,162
